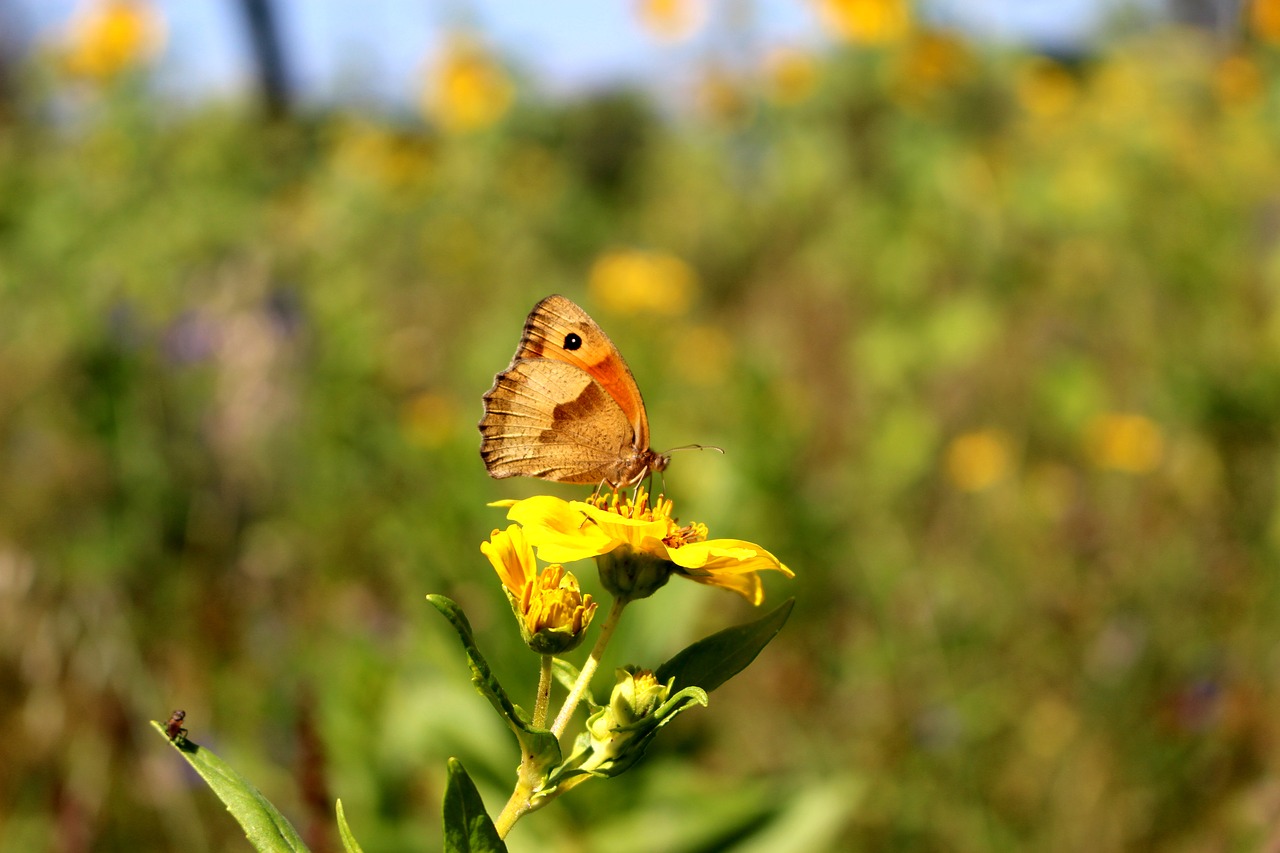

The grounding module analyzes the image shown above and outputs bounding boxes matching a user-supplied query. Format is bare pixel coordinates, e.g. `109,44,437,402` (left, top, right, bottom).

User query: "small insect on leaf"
164,709,188,742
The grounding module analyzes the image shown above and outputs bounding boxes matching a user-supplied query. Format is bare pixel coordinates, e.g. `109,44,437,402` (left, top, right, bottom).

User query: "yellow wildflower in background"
764,48,819,106
62,0,165,80
1252,0,1280,42
330,120,435,191
589,249,696,316
945,429,1012,492
422,36,514,133
817,0,911,45
1015,57,1077,119
498,489,793,606
891,31,972,102
1214,55,1263,109
696,64,751,124
635,0,707,42
1086,413,1165,474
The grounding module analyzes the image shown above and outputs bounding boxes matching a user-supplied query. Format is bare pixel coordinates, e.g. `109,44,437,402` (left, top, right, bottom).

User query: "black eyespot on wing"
564,332,582,351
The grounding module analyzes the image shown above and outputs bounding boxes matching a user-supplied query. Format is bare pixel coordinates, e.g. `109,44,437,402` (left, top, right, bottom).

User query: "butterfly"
479,294,669,489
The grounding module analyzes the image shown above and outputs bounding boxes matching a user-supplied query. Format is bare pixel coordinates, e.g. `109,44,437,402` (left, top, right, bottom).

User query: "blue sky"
9,1,1125,107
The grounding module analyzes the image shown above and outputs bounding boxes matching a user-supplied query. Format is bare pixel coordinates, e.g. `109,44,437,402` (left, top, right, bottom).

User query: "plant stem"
534,654,553,729
551,597,626,739
494,778,533,838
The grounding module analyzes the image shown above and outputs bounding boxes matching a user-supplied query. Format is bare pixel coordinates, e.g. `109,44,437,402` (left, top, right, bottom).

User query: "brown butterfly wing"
480,357,638,484
512,294,651,450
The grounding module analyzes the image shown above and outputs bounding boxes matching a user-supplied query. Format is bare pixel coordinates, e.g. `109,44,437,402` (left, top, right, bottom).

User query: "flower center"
586,486,675,524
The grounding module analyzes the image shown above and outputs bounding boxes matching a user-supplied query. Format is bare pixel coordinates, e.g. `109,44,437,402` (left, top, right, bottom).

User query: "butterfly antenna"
663,443,726,456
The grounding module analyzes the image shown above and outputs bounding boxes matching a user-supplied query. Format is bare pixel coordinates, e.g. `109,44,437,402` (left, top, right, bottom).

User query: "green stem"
493,777,533,839
551,597,626,739
533,654,553,729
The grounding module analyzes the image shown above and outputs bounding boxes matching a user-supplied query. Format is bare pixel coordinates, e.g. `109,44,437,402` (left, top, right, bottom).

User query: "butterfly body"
480,295,669,488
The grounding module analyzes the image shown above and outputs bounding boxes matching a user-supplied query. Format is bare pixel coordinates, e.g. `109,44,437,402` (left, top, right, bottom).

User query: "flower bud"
596,544,672,603
582,667,673,771
511,565,597,655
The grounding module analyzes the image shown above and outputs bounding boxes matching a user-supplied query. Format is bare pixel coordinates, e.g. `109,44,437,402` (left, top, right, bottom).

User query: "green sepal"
151,721,309,853
335,800,364,853
549,684,707,787
587,685,708,777
426,595,561,774
442,758,508,853
656,597,794,693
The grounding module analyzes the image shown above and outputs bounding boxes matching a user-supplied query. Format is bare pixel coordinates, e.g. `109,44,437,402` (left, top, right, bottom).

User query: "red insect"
164,709,188,742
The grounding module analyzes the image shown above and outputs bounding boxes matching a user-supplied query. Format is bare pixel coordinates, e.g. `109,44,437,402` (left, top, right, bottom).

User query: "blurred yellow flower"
696,65,751,124
422,36,514,133
764,47,819,106
497,489,793,605
1015,57,1077,119
635,0,707,42
891,31,972,102
588,249,696,316
401,392,459,449
1214,54,1263,109
1085,413,1164,474
62,0,165,80
1252,0,1280,42
945,429,1012,492
817,0,911,45
330,121,435,191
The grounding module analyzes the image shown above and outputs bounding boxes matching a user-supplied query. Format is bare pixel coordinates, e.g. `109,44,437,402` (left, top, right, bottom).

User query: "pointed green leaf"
152,721,309,853
426,595,561,773
335,800,364,853
443,758,508,853
655,598,794,693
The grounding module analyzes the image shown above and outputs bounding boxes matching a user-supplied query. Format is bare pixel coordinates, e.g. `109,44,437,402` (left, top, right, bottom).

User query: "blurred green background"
4,1,1280,850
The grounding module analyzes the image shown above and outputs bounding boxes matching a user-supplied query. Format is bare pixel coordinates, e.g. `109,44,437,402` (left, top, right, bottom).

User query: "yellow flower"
696,65,752,125
1085,413,1164,474
890,31,972,104
1214,55,1263,110
1015,57,1078,120
482,525,597,653
62,0,165,81
422,36,514,133
763,47,819,106
817,0,911,45
945,429,1012,492
496,489,793,605
1252,0,1280,42
588,249,696,316
635,0,707,43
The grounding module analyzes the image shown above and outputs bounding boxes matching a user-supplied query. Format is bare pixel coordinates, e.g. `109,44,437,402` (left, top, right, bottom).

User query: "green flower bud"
596,544,673,603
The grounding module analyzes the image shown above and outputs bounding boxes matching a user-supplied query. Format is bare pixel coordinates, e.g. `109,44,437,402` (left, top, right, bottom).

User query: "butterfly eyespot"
563,333,583,351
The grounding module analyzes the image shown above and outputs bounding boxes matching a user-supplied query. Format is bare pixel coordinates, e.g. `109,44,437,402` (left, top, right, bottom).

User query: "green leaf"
443,758,508,853
655,598,794,693
426,595,561,773
151,721,309,853
335,800,364,853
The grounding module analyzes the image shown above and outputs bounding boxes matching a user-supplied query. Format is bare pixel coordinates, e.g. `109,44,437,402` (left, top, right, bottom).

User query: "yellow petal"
666,538,794,577
480,525,535,593
679,567,764,605
505,495,616,563
574,500,673,550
